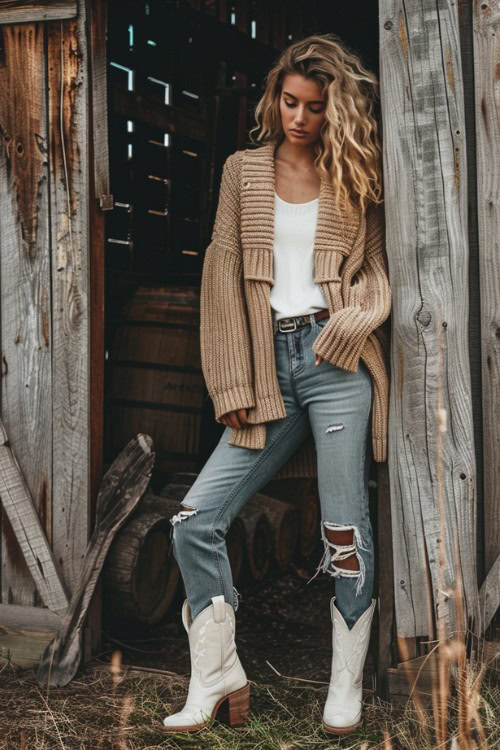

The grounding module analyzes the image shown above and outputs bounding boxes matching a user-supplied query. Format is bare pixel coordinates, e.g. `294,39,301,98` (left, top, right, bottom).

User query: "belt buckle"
278,317,297,333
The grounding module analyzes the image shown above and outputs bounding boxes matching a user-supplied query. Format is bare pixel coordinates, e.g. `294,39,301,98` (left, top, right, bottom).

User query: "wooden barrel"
102,494,181,625
248,493,299,570
105,286,204,475
159,480,244,583
261,478,320,558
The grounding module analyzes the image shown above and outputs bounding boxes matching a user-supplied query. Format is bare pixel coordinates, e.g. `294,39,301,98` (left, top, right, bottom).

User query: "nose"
294,105,307,126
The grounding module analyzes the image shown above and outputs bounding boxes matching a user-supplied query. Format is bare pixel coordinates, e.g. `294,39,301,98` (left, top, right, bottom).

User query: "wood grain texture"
377,461,395,698
0,1,76,24
0,603,61,667
0,21,53,607
0,420,69,614
47,9,90,596
379,0,481,637
0,602,61,629
473,0,500,628
89,0,111,207
479,552,500,631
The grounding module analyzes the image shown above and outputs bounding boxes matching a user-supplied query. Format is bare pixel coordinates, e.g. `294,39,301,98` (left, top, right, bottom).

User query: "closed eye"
284,101,324,114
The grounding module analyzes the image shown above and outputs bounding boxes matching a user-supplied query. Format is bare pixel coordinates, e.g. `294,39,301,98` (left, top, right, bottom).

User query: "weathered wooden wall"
473,0,500,629
379,0,497,645
0,2,90,619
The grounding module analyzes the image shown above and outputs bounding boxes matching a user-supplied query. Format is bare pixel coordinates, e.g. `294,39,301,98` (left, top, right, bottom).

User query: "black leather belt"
274,308,330,334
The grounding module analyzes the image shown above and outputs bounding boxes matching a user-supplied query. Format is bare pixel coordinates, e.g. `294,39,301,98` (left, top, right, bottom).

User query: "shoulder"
223,144,271,172
220,146,268,196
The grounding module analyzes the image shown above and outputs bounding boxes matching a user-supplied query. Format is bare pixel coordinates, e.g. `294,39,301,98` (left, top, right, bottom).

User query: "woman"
160,33,391,736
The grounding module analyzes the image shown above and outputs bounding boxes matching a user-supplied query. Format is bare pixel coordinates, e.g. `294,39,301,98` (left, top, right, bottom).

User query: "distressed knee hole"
324,528,359,571
307,521,369,597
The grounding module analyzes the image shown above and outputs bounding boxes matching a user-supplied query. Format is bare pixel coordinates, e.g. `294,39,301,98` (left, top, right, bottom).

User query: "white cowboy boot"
160,594,249,732
323,596,376,735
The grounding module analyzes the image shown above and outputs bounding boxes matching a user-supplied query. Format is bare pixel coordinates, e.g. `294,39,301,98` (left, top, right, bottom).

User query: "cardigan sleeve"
312,203,392,373
200,152,256,421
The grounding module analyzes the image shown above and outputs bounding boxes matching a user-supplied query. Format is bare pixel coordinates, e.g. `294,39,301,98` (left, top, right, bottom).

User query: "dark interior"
103,0,380,487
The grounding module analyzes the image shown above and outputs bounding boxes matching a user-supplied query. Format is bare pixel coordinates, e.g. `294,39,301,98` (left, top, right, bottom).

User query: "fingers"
219,408,248,429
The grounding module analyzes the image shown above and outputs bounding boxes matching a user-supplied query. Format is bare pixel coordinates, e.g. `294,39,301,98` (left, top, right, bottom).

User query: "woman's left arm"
312,203,392,373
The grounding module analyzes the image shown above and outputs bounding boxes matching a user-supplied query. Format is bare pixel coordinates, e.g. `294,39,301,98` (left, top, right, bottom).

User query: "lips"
291,129,308,135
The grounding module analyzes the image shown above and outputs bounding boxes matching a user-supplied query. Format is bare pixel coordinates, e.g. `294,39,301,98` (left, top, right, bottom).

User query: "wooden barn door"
0,0,104,664
379,0,499,690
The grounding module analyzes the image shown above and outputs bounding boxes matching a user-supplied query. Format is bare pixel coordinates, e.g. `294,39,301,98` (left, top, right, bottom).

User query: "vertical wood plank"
473,0,500,626
379,0,481,638
89,0,112,208
300,0,319,36
47,9,90,595
376,461,395,696
0,22,52,607
287,0,303,43
235,0,248,34
255,0,271,45
271,0,286,49
87,0,108,658
218,0,230,23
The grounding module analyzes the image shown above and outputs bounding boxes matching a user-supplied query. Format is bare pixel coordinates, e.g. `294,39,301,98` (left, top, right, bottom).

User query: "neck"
275,138,318,168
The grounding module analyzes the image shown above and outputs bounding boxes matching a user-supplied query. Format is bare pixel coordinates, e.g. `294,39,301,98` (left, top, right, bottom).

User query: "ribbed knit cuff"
311,308,374,373
372,434,387,463
211,384,256,421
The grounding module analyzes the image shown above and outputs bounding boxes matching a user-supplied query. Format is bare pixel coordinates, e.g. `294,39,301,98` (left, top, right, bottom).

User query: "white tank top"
270,192,329,322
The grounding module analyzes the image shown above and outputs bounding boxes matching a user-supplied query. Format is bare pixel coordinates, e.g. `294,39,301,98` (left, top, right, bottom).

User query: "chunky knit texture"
200,143,392,479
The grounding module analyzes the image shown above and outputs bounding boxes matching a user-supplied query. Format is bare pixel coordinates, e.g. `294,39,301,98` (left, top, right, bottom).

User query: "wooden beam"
87,0,108,661
376,461,395,699
47,9,91,596
473,0,500,629
89,0,112,209
0,1,76,24
0,20,54,607
379,0,481,638
0,604,61,668
387,652,439,706
0,420,69,614
0,603,61,629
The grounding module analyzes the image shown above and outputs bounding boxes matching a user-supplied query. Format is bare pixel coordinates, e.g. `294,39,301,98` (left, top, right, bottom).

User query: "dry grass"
0,642,498,750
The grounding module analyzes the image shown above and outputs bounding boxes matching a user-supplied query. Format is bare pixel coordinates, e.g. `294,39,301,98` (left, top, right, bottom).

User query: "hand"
315,354,324,366
219,408,249,429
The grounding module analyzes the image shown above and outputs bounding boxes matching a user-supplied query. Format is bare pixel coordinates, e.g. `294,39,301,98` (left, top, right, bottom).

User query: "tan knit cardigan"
200,142,392,480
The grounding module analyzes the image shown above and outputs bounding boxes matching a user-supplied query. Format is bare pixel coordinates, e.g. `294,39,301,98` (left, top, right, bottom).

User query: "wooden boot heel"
224,682,250,726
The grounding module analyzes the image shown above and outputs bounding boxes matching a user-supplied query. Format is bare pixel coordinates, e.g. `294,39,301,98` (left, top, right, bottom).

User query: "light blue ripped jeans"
169,314,375,629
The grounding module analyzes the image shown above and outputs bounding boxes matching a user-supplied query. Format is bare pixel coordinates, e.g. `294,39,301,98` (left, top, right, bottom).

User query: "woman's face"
279,73,326,146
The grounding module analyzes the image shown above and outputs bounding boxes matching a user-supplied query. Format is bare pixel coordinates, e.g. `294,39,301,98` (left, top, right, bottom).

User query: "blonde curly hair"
248,33,383,216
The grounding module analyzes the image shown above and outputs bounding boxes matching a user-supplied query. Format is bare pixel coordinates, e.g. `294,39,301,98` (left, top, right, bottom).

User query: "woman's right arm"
200,152,255,429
